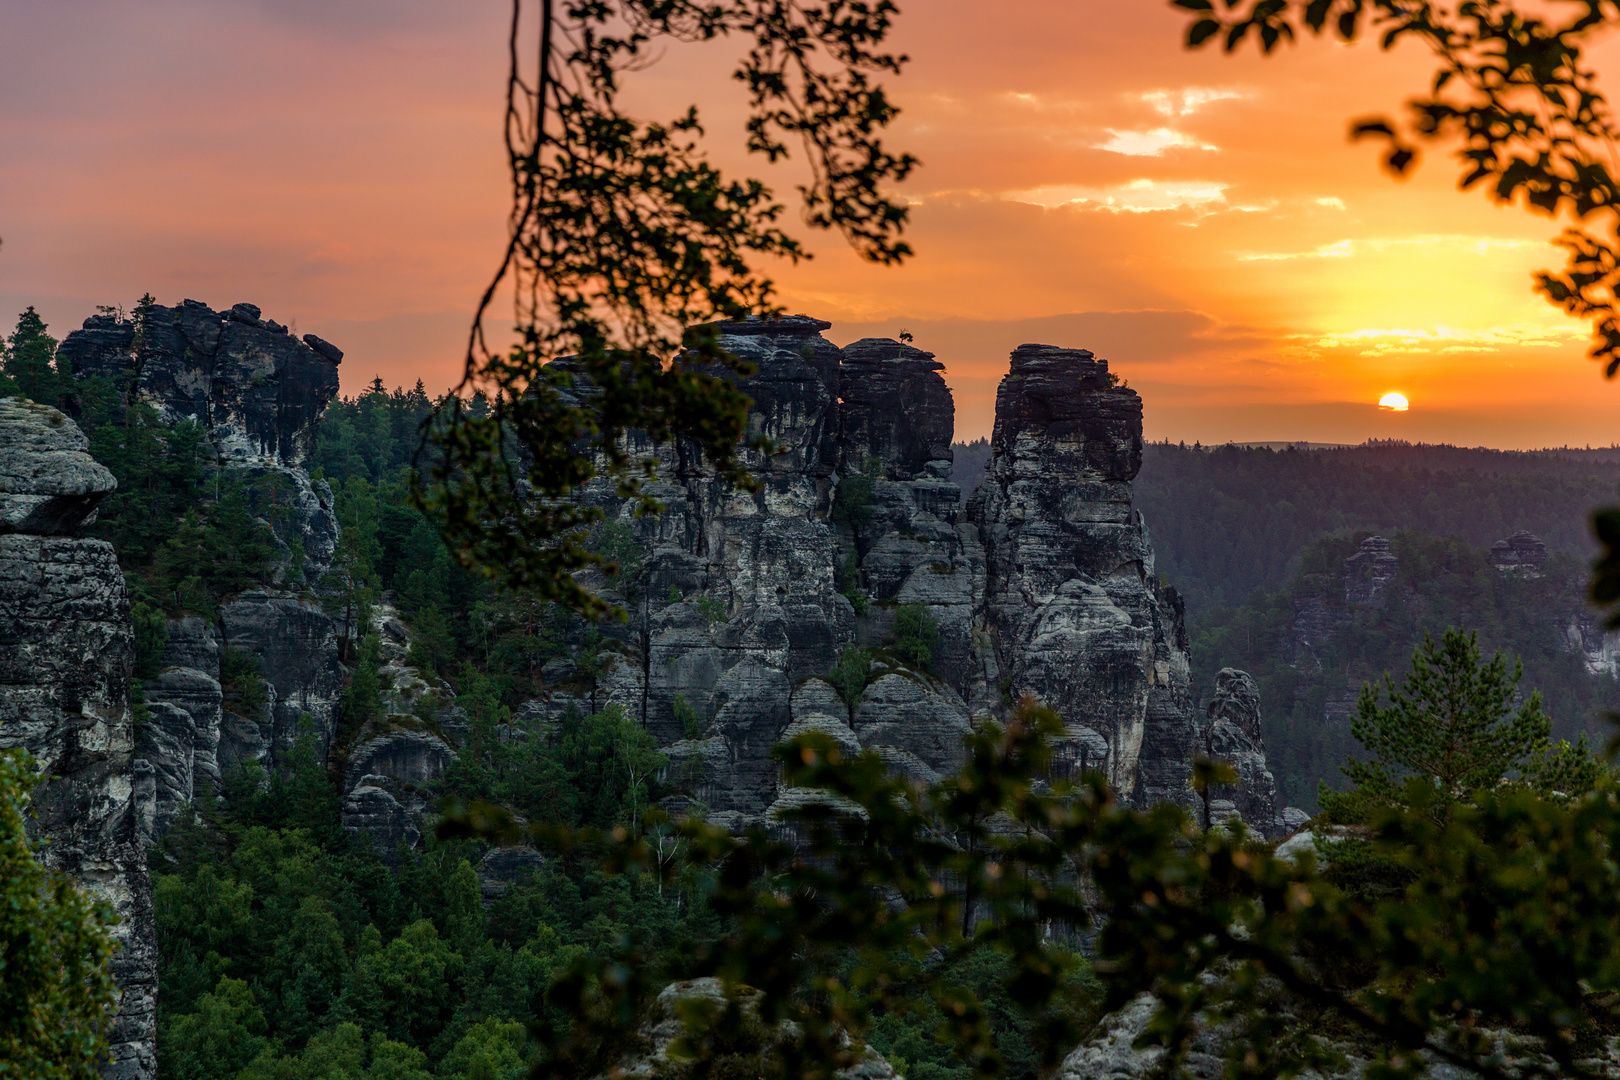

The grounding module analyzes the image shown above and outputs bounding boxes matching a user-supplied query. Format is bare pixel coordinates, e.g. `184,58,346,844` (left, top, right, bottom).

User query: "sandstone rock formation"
337,601,463,857
1200,668,1279,835
57,301,347,830
1343,534,1398,606
1490,529,1548,576
968,345,1196,808
524,327,1213,827
0,397,155,1078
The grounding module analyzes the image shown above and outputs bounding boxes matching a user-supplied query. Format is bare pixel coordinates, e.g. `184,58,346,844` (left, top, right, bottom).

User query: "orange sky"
4,1,1620,447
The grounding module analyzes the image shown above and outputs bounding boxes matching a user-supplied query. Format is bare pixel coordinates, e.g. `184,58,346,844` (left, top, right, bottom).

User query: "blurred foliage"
0,749,119,1080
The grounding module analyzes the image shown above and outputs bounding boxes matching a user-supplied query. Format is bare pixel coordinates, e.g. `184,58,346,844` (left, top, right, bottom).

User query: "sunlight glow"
1379,392,1410,411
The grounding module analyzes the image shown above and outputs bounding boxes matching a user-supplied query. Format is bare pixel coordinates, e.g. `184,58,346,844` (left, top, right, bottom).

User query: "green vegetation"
827,647,874,709
833,457,883,530
420,2,914,617
1192,530,1620,809
892,603,940,671
1321,628,1596,822
0,750,118,1079
1132,440,1619,615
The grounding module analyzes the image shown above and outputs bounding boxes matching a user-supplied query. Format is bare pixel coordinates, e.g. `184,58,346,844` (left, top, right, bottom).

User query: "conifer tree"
1322,628,1554,820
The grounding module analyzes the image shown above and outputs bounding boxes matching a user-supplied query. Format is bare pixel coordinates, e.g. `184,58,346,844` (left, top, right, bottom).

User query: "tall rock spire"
968,344,1196,807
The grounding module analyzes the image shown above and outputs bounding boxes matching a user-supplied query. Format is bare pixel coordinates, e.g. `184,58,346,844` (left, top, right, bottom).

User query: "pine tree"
1321,627,1561,820
1,307,66,408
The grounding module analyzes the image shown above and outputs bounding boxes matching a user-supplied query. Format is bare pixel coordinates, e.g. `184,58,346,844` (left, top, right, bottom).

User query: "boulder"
0,397,116,534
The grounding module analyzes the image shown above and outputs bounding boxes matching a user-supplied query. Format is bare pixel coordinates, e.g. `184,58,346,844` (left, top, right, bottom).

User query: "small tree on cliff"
0,749,119,1079
416,0,917,619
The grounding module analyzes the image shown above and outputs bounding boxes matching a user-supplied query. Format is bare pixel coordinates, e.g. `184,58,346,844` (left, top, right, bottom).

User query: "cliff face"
58,301,347,817
967,346,1195,808
514,329,1244,830
0,397,156,1079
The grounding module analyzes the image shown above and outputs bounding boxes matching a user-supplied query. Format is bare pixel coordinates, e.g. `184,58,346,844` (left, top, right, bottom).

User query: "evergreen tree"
1322,628,1555,819
0,306,67,408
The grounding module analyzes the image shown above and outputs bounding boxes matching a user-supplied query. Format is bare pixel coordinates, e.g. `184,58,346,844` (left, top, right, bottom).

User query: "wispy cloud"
1237,234,1538,262
1095,127,1217,156
1003,178,1228,213
1302,324,1586,356
1238,239,1354,261
1140,87,1248,116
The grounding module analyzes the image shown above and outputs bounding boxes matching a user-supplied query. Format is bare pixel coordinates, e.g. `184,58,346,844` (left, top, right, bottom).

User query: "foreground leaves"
444,695,1620,1080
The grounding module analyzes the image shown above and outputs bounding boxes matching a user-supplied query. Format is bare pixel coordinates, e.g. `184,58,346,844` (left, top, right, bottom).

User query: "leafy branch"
414,0,916,619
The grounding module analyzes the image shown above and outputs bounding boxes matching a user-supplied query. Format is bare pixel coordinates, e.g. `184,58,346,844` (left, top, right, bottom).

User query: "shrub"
892,604,939,670
827,647,873,709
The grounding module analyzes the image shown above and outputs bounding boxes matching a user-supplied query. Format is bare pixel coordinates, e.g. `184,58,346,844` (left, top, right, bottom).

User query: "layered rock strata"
1200,668,1279,835
967,346,1196,808
527,327,1212,827
57,301,346,827
0,398,156,1078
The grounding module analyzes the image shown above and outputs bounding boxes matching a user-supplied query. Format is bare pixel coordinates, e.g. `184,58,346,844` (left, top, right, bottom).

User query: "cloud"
1302,324,1587,356
1095,127,1218,156
1236,234,1539,262
1002,178,1228,213
1238,239,1354,261
1140,87,1248,116
1315,197,1346,210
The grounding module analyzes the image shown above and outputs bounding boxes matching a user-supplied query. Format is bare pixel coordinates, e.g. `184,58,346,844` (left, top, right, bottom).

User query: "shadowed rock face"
0,400,155,1079
968,344,1195,808
527,329,1214,828
838,337,954,480
57,299,339,466
1201,668,1279,836
57,303,346,844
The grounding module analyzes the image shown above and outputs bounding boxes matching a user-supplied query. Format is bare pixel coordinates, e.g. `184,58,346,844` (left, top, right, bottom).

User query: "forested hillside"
1133,440,1620,615
952,437,1620,810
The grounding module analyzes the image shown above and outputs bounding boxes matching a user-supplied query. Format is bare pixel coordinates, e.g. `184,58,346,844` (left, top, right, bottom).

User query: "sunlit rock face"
0,398,156,1079
967,345,1197,808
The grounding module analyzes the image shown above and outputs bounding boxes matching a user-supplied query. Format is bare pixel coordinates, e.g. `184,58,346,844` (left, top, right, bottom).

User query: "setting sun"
1378,392,1410,412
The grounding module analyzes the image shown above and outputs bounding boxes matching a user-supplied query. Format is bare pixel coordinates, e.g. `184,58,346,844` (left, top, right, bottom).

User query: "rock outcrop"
0,398,155,1078
1200,668,1280,835
524,328,1213,827
56,301,346,835
1490,529,1548,576
1343,534,1398,606
968,345,1196,808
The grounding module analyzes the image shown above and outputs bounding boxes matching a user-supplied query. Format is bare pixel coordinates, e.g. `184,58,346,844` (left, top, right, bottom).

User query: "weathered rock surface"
58,299,340,468
1344,534,1398,606
527,327,1226,829
968,345,1196,808
1200,668,1279,836
0,396,119,534
337,603,463,856
0,401,155,1078
838,337,954,479
1491,529,1548,576
57,303,346,838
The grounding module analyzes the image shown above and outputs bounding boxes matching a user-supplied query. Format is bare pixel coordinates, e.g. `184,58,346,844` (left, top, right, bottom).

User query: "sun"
1378,392,1410,412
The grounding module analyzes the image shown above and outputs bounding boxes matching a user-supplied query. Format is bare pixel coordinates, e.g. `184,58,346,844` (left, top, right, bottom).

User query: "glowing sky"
4,0,1619,448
